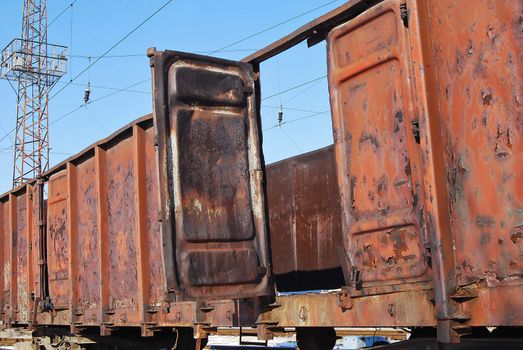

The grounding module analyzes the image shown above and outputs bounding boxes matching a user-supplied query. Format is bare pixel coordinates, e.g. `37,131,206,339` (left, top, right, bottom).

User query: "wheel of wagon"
173,328,208,350
296,327,336,350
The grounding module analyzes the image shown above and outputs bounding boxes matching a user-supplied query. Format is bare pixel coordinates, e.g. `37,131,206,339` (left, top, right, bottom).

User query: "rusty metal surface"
0,0,521,339
1,112,262,333
328,0,431,294
150,49,271,301
328,0,523,341
423,0,523,296
266,145,344,291
258,290,436,328
0,186,38,326
43,117,166,334
0,197,7,323
47,172,69,310
412,0,523,340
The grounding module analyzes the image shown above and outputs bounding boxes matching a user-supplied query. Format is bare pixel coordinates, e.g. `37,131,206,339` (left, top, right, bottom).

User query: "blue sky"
0,0,340,192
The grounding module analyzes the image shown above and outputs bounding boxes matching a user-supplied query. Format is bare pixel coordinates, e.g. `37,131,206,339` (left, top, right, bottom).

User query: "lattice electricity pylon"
0,0,67,188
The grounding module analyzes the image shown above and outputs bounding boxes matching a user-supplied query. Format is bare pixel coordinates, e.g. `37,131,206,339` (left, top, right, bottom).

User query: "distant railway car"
1,0,522,349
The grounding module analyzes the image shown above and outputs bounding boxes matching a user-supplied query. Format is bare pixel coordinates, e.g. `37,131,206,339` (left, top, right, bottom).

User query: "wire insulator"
278,106,283,126
84,82,91,104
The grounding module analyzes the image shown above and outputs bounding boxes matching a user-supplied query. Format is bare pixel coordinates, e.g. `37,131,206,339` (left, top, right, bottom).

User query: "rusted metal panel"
422,0,523,296
1,194,13,325
47,171,70,310
411,0,523,339
257,290,436,328
15,191,29,324
31,183,42,311
150,50,271,301
0,187,37,325
16,188,34,325
0,0,519,337
6,195,16,325
328,0,431,293
43,117,165,332
141,124,164,307
104,137,140,325
327,0,523,338
0,199,6,323
71,155,101,326
266,145,344,291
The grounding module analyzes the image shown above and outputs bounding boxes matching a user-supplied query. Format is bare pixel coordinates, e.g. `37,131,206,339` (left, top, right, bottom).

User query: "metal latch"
411,118,420,144
349,266,362,290
400,3,409,28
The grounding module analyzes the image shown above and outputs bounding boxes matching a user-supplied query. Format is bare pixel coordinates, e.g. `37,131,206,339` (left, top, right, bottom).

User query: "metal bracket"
337,286,353,311
400,3,409,28
255,321,279,341
193,323,211,346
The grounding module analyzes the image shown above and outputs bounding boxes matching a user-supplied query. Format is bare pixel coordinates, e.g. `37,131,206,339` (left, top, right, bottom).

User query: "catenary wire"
0,3,335,145
262,106,329,115
49,0,174,101
207,0,341,55
47,2,332,125
262,75,327,101
263,110,330,132
0,147,73,156
83,105,107,133
279,125,303,153
49,78,150,126
0,74,326,144
69,48,258,59
56,80,150,94
48,0,79,27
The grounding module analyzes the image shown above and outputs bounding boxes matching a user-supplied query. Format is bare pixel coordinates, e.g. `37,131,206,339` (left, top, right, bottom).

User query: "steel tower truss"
0,0,67,188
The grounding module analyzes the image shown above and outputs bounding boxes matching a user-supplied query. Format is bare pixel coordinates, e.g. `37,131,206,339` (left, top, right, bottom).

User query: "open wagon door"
149,49,271,301
327,0,431,293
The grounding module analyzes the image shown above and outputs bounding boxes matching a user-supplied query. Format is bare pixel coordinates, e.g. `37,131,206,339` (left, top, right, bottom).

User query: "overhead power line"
84,105,107,133
1,2,337,147
208,0,341,55
262,75,327,101
48,0,78,27
263,110,330,132
0,74,327,145
40,1,334,134
56,80,150,94
0,147,73,157
70,48,258,59
262,106,329,115
50,78,151,126
50,0,174,101
279,125,303,153
0,128,13,145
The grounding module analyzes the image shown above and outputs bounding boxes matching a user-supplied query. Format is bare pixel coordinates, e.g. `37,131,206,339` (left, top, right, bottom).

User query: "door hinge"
424,242,432,266
400,3,409,28
411,118,420,144
349,266,362,290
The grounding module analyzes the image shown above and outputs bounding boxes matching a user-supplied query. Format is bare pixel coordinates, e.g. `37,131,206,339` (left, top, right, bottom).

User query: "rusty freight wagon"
1,0,523,349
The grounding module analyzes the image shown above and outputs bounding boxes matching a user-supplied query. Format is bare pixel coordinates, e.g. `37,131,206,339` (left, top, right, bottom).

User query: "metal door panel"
328,0,430,289
0,199,8,322
151,50,271,300
47,171,70,309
